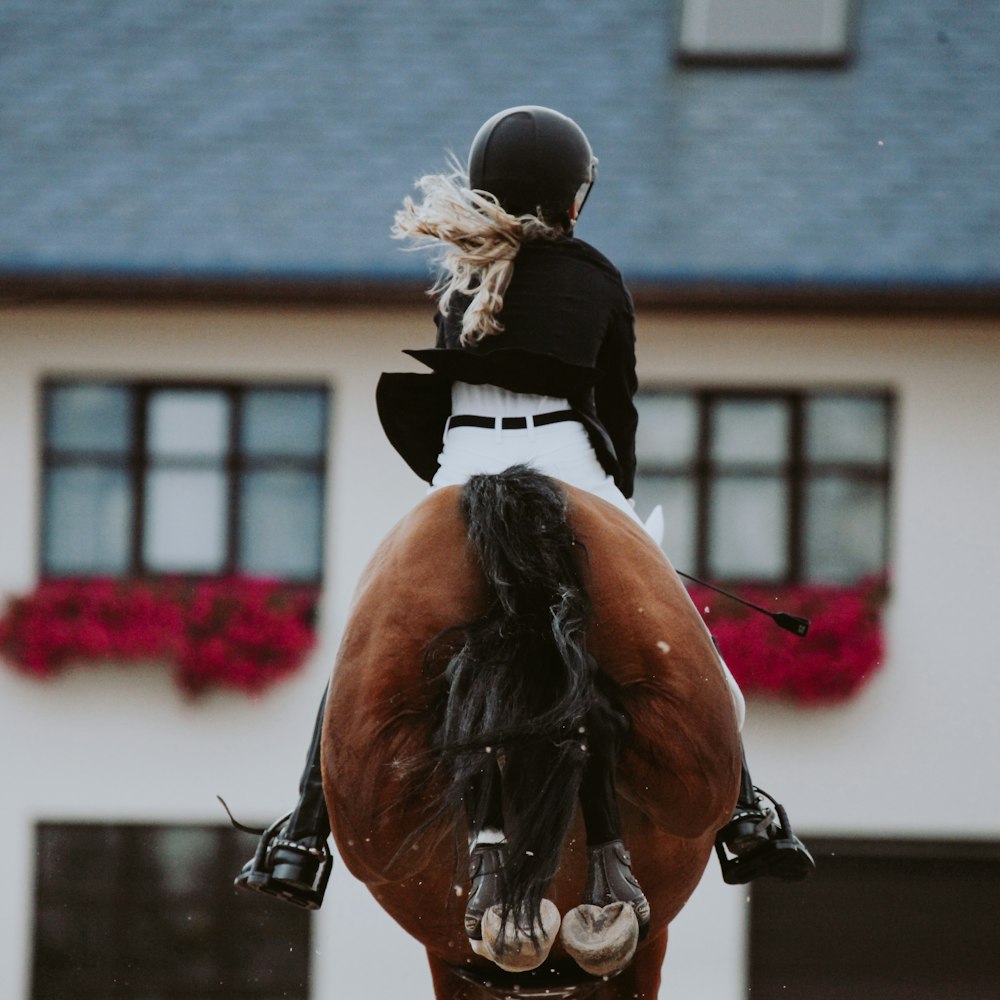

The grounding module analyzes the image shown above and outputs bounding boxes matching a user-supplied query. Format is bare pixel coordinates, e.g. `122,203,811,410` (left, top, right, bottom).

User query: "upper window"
41,381,329,582
633,388,892,585
677,0,853,66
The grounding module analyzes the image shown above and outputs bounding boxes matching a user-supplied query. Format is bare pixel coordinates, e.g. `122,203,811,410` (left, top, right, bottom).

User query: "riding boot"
714,743,815,885
577,720,650,936
235,686,333,909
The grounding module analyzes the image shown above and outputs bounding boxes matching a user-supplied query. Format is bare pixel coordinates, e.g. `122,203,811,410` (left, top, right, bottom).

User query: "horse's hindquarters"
322,476,740,993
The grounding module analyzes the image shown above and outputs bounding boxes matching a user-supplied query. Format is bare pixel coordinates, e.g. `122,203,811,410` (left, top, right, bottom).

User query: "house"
2,1,999,996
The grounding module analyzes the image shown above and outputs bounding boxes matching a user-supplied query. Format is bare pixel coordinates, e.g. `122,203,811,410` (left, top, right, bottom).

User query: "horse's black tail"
433,465,624,933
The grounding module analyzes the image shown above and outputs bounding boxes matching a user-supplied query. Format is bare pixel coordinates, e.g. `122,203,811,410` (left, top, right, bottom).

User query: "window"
749,837,1000,998
633,389,892,584
31,822,311,999
41,381,329,582
677,0,853,66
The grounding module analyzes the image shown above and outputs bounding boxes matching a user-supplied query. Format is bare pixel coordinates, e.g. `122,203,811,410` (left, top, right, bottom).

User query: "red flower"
690,576,887,705
1,572,885,705
0,577,319,697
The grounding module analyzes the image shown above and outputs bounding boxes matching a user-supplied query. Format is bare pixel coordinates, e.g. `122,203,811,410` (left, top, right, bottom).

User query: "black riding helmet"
468,106,597,225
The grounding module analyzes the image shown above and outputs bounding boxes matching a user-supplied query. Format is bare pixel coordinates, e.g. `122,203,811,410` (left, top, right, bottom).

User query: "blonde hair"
392,162,563,346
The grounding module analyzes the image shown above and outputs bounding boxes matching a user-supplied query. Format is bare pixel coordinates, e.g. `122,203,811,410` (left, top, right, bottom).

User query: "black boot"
235,688,333,909
464,842,509,940
715,748,815,885
234,813,332,909
582,840,651,937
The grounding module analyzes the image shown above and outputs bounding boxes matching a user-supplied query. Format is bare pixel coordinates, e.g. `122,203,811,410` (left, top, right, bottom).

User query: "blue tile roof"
2,0,998,290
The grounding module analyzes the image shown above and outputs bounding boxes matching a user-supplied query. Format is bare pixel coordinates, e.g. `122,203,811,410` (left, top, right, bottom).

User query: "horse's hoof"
477,898,561,973
469,938,494,961
560,902,639,977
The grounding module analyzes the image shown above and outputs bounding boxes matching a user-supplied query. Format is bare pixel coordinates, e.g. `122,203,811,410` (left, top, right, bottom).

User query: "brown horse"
323,466,741,999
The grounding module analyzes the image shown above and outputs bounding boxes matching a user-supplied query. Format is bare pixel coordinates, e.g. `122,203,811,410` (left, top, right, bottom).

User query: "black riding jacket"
376,235,639,496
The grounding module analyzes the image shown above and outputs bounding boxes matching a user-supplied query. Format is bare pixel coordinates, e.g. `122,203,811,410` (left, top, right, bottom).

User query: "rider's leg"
714,741,816,885
463,756,508,940
575,709,650,933
703,631,814,885
235,686,333,909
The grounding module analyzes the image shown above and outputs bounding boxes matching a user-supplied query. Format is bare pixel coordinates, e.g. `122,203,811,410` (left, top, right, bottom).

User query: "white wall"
2,305,998,999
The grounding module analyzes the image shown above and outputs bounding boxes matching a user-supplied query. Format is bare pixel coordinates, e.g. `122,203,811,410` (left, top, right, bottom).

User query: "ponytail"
392,164,562,346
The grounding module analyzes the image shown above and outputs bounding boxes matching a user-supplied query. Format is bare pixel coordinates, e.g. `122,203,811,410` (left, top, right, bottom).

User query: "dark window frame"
39,378,330,584
635,386,894,585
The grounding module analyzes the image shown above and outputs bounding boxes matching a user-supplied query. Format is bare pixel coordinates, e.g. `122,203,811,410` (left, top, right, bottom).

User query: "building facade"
3,299,998,997
3,0,999,995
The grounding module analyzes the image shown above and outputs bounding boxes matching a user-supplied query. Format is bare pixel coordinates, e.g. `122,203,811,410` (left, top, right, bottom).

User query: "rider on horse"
235,106,815,931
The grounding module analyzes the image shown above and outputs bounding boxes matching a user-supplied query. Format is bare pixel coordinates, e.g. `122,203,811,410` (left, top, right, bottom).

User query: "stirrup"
464,842,508,941
715,788,815,885
582,839,650,937
234,813,333,910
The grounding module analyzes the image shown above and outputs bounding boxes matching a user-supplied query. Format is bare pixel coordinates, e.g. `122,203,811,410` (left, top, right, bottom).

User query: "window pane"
151,827,219,897
144,469,227,572
47,384,131,454
805,476,886,583
37,824,127,897
806,395,889,463
709,476,788,580
242,388,327,457
44,467,132,574
147,389,229,458
711,398,789,464
632,473,696,571
679,0,851,59
635,393,698,466
239,471,322,579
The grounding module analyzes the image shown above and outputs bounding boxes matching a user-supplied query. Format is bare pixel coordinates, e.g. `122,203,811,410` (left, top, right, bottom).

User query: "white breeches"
428,385,745,730
430,417,641,523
